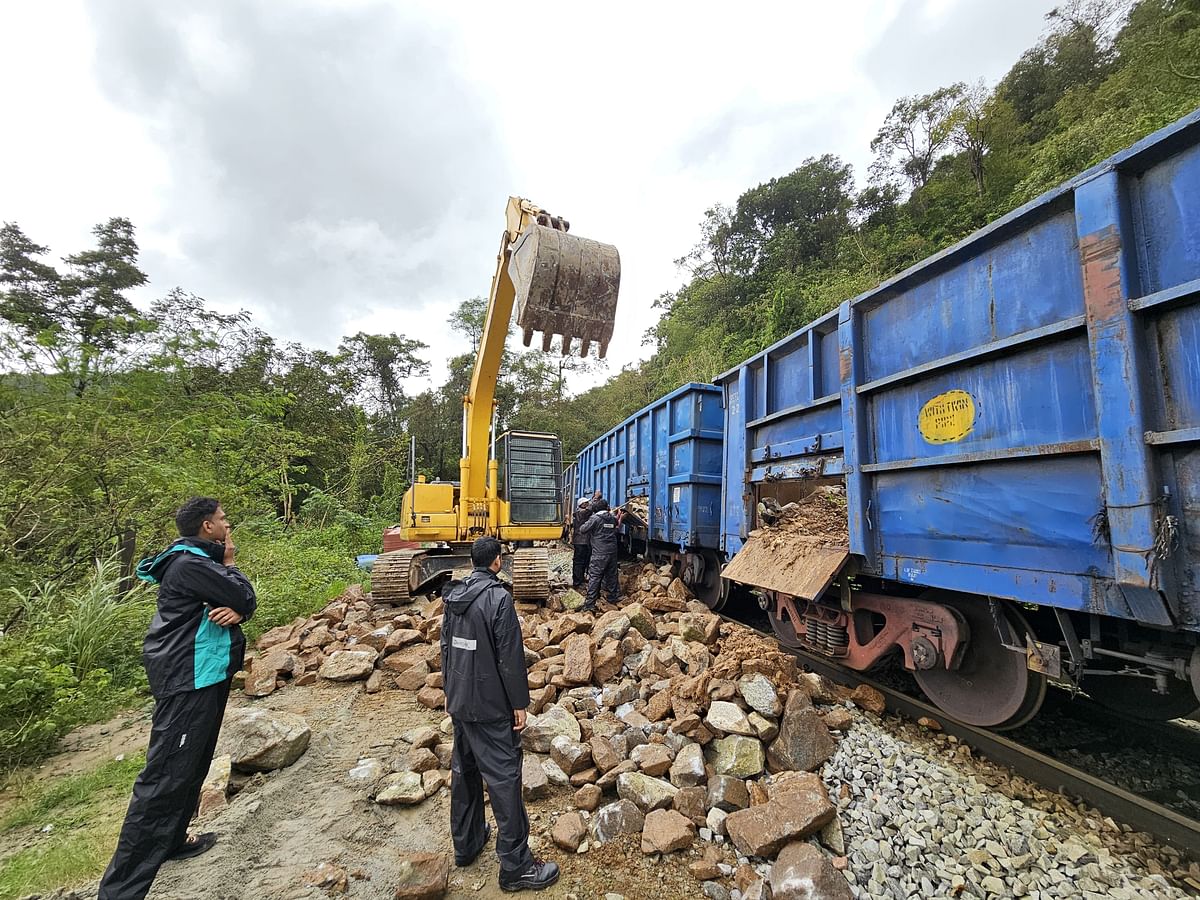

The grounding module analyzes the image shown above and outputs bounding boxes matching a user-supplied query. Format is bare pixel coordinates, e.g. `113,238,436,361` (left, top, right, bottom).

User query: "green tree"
870,84,967,191
0,219,152,395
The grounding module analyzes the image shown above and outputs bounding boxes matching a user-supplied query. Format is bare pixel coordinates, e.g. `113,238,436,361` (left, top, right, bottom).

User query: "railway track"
720,605,1200,861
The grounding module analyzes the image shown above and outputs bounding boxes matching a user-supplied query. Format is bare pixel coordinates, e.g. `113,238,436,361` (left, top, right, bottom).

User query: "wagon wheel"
913,593,1047,730
765,592,806,651
691,550,729,611
1085,672,1200,721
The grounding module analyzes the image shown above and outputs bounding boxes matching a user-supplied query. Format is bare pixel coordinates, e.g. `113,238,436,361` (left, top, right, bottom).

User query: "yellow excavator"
371,197,621,603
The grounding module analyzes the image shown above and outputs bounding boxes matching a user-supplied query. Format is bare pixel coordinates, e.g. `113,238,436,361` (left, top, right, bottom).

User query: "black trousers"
98,679,231,900
571,543,591,586
586,551,619,604
451,717,534,875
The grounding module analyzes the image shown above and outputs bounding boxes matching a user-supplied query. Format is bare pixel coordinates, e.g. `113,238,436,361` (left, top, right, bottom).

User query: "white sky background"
0,0,1055,393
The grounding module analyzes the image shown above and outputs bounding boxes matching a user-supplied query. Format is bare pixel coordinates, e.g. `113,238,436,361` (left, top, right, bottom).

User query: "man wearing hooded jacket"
441,537,559,892
578,497,622,612
99,497,256,900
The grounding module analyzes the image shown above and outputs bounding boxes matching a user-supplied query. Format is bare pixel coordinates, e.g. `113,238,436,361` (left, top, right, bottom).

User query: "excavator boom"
377,198,622,604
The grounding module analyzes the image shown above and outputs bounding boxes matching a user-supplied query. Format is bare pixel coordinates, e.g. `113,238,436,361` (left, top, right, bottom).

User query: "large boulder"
707,774,750,812
705,701,756,737
347,757,386,792
244,646,299,697
630,743,673,777
668,743,706,787
393,851,450,900
521,756,551,800
592,611,631,645
589,799,645,844
706,735,765,778
222,707,311,772
850,684,886,715
551,811,588,852
592,640,625,684
640,808,697,854
318,649,378,682
625,603,656,639
616,772,678,812
522,704,582,753
724,773,835,857
770,842,853,900
375,772,426,805
767,691,836,773
197,754,231,817
590,734,627,772
561,632,593,685
678,612,720,644
738,674,782,718
550,736,593,775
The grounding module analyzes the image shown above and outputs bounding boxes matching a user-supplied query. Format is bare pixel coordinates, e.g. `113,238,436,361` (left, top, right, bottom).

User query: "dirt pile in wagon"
755,485,849,551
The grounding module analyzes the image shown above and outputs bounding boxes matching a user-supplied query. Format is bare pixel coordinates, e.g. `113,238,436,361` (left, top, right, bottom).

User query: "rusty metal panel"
721,531,848,598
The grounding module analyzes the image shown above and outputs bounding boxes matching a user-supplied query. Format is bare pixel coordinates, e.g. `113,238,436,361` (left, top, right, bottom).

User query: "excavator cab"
495,431,563,527
507,211,621,359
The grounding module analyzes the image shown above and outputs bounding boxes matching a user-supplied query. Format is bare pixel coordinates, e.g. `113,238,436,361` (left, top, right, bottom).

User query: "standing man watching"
570,497,593,589
578,497,623,613
442,537,559,892
99,498,256,900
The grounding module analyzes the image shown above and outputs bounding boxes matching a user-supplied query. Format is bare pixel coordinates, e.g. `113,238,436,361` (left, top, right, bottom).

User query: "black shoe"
167,832,217,860
578,602,597,613
455,824,491,867
499,860,560,892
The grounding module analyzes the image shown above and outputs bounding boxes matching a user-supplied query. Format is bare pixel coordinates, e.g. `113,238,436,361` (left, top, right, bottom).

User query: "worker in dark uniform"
441,537,559,893
578,498,623,612
570,497,593,588
99,497,256,900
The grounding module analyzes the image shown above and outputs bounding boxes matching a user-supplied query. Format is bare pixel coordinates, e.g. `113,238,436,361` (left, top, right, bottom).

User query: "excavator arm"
381,197,620,604
460,197,620,526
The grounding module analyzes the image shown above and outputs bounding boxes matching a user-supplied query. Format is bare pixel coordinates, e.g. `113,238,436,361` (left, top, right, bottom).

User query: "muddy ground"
8,656,703,900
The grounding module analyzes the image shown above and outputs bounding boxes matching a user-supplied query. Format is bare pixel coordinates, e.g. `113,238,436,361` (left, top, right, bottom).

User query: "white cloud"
0,0,1055,395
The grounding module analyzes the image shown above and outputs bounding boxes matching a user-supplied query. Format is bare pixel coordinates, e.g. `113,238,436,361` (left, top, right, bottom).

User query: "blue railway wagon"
576,383,727,604
718,109,1200,727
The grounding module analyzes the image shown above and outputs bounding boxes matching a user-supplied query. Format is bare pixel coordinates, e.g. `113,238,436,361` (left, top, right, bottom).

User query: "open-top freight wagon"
714,108,1200,728
574,383,727,606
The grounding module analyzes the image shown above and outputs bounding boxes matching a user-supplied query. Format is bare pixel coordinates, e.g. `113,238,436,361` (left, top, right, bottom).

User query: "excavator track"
370,549,425,604
511,547,550,602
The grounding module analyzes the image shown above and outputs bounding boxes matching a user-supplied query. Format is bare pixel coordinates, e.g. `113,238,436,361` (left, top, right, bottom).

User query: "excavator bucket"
509,224,621,358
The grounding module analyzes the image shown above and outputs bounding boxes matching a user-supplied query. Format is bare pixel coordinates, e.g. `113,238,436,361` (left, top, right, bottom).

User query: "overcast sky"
0,0,1055,391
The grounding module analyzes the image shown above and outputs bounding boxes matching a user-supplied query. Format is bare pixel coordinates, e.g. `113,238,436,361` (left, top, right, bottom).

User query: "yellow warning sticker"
919,390,977,444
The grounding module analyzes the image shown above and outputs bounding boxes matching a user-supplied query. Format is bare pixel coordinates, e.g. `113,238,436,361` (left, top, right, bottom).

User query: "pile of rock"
242,584,446,703
242,574,883,898
349,724,453,808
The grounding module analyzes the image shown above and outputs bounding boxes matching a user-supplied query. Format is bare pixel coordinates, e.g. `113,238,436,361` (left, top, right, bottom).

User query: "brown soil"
754,486,848,554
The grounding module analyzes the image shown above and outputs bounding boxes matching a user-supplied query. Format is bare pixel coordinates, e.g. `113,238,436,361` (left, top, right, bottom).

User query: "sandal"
168,831,217,860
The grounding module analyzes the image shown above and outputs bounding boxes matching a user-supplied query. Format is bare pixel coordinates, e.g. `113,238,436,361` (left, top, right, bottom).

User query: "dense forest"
1,0,1198,768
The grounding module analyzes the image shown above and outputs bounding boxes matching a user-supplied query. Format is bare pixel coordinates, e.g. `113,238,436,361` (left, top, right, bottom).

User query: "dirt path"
115,680,698,900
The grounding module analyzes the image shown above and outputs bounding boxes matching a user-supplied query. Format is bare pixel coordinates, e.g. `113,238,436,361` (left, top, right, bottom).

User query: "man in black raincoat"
578,497,623,612
441,537,559,892
570,497,592,588
99,497,256,900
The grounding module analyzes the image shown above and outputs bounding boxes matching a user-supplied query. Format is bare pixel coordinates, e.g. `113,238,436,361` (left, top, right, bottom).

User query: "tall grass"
0,559,153,771
38,559,155,682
